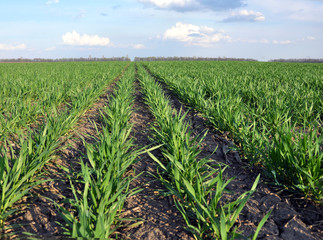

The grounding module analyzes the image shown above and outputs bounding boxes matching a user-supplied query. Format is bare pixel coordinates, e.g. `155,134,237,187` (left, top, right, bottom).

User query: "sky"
0,0,322,61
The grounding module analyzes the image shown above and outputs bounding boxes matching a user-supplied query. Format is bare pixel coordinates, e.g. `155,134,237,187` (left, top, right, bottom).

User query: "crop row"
55,65,139,238
0,62,128,140
137,64,270,239
1,60,319,238
0,62,129,235
142,61,322,200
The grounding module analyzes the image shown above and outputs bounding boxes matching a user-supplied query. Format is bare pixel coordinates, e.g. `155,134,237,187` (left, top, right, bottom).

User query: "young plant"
137,64,269,239
57,65,140,238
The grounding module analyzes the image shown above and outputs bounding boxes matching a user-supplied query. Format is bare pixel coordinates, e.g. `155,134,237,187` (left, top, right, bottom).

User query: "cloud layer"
223,10,265,22
62,31,111,46
163,22,231,46
0,43,27,50
273,40,291,45
139,0,244,12
132,44,145,49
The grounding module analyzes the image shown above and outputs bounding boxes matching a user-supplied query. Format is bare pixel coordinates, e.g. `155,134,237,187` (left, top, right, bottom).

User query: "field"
0,61,322,239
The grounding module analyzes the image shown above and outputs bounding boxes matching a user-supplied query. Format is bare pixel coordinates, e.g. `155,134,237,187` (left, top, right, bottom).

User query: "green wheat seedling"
0,62,128,139
0,112,83,232
268,123,323,199
137,64,269,239
57,154,136,238
0,142,47,230
142,61,322,200
57,65,140,238
0,62,130,232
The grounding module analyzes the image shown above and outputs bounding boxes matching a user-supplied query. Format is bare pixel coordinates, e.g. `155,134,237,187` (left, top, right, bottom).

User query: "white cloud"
46,0,59,4
306,36,315,40
234,38,270,44
139,0,193,9
223,10,265,22
62,31,111,46
138,0,244,12
163,22,231,47
247,39,269,44
273,40,292,45
299,36,316,41
240,37,313,45
132,44,145,49
0,43,27,51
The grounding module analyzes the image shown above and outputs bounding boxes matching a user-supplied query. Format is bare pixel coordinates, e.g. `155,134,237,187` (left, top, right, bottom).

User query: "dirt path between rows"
143,66,323,240
118,80,194,240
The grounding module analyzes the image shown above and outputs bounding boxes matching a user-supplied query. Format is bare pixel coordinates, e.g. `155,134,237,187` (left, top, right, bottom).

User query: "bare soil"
4,65,322,240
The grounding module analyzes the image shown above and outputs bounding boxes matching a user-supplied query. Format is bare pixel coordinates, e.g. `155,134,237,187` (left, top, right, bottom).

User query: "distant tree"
0,56,131,63
269,58,323,63
134,56,258,62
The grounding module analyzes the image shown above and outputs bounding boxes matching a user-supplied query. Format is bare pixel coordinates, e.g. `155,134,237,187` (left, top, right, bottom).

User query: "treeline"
0,57,131,63
269,58,323,63
134,57,258,62
2,57,322,63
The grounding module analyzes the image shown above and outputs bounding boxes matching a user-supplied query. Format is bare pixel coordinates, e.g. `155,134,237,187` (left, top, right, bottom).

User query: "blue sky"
0,0,322,60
